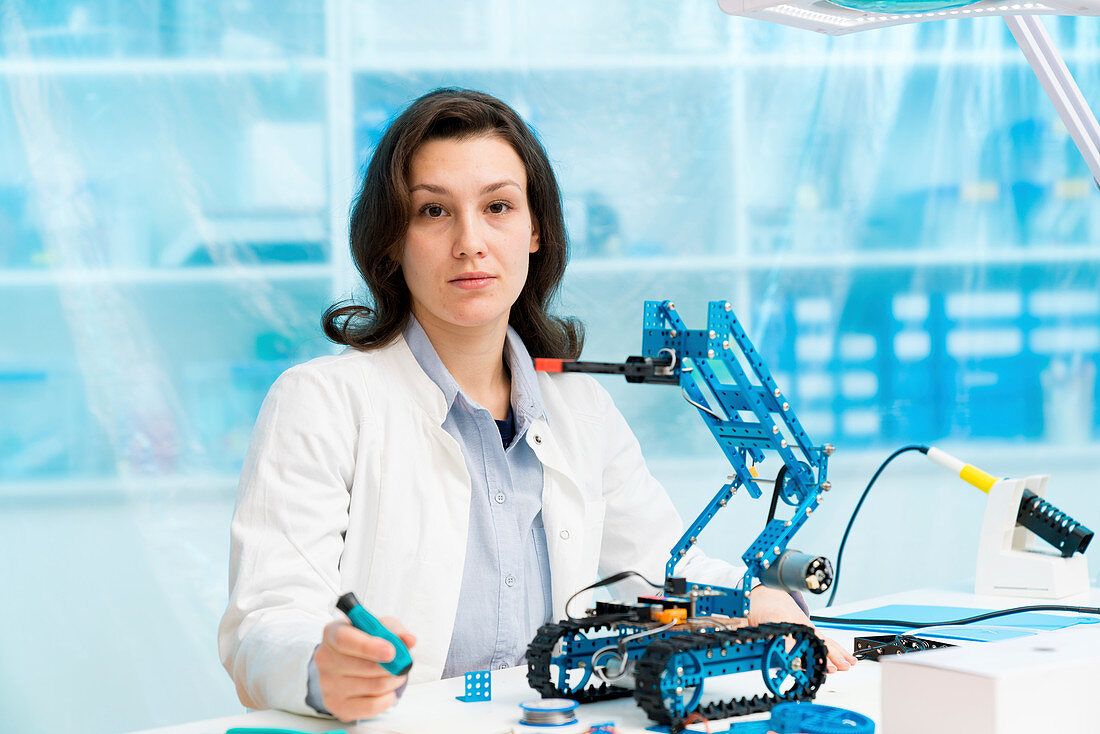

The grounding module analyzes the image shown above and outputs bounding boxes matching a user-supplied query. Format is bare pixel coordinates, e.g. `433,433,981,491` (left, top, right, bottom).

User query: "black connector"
1017,489,1093,558
664,577,688,595
853,634,955,661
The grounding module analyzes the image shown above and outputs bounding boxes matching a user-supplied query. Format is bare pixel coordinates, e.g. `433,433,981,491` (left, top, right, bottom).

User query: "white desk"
129,587,1099,734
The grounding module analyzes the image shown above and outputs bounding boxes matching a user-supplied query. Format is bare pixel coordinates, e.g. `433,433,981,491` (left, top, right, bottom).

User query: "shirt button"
505,574,516,587
560,530,570,540
497,662,508,670
495,493,506,504
533,434,542,444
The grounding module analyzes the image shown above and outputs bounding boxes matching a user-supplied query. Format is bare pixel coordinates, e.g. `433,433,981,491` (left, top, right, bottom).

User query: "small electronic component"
759,551,833,594
852,634,955,661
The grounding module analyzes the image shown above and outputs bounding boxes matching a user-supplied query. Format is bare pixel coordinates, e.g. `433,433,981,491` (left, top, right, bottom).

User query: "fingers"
326,689,400,722
822,635,857,673
379,615,418,651
316,618,415,721
324,620,399,665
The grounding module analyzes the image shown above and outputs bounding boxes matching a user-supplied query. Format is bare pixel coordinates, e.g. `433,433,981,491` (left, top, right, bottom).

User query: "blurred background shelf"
0,264,335,286
0,58,328,75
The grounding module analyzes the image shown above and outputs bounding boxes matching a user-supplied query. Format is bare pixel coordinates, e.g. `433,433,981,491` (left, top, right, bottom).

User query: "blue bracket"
455,670,491,702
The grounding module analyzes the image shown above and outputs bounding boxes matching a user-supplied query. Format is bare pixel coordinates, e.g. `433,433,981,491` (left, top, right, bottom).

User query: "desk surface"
130,587,1099,734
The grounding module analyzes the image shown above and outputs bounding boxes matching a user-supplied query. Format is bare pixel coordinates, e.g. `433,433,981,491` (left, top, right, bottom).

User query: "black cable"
811,604,1100,629
765,464,788,524
565,570,663,620
826,444,928,607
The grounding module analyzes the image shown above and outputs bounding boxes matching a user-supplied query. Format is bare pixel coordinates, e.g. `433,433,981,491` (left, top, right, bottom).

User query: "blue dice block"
455,670,491,702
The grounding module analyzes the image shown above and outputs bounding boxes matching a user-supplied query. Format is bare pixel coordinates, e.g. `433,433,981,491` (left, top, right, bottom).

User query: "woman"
218,88,855,722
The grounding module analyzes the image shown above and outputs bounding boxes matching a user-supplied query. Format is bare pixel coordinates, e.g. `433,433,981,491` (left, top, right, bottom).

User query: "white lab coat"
218,334,745,716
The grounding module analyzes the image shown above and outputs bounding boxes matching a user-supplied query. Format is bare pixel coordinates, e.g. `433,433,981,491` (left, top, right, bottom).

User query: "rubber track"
632,622,827,731
526,614,637,703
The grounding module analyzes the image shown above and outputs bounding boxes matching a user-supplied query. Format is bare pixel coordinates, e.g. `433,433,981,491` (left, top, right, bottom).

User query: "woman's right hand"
315,617,417,721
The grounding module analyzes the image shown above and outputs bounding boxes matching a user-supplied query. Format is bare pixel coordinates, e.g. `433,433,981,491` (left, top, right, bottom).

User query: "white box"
881,625,1100,734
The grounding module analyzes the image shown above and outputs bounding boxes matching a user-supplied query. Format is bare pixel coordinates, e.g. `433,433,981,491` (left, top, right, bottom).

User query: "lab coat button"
560,530,570,540
495,493,506,504
497,662,508,670
533,434,542,444
505,574,516,587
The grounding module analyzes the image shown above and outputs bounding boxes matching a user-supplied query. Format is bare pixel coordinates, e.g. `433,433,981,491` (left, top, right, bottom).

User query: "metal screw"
772,426,779,434
824,443,836,456
725,302,732,311
668,302,675,310
782,402,789,411
774,388,781,397
756,552,764,559
719,499,728,507
762,560,771,569
723,340,730,350
709,330,716,339
806,507,813,515
670,329,677,337
708,349,715,358
784,520,792,527
781,440,788,448
774,546,781,555
690,536,698,544
677,667,684,676
821,481,831,491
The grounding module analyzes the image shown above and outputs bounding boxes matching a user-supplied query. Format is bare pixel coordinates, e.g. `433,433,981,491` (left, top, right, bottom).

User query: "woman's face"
400,134,539,335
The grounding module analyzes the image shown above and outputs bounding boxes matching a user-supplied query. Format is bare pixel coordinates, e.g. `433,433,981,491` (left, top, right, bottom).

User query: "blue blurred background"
1,1,1098,732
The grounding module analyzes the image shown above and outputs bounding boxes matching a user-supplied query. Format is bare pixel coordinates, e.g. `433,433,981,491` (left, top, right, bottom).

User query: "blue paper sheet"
815,604,1099,642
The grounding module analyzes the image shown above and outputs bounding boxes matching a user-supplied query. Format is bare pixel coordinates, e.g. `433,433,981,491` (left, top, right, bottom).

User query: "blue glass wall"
1,2,1098,732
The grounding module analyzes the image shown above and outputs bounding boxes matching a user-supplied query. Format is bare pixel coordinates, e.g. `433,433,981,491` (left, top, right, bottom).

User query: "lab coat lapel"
363,339,472,682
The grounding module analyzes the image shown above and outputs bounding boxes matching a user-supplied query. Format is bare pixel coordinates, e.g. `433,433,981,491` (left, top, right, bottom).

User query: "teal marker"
336,592,413,676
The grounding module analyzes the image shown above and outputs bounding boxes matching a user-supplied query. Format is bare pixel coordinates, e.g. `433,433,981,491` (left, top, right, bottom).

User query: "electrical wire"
825,444,928,607
765,463,788,524
812,604,1100,628
565,570,663,621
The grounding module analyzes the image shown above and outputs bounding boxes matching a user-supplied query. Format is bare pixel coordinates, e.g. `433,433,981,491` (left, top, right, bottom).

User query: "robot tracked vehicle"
526,300,836,731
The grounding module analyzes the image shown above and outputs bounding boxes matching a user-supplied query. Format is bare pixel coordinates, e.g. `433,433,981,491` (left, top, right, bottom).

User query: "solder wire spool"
519,698,579,726
769,702,875,734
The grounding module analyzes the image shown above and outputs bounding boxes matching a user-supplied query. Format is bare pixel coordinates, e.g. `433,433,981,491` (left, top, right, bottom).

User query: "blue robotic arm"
541,300,835,618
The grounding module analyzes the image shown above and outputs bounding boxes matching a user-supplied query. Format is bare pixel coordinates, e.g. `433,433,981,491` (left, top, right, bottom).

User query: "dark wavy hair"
322,88,584,359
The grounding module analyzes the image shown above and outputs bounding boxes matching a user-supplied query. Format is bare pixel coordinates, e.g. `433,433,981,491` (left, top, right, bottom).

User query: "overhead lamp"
718,0,1100,187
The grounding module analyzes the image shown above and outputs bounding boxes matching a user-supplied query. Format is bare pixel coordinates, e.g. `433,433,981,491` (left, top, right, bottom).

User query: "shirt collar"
402,315,548,429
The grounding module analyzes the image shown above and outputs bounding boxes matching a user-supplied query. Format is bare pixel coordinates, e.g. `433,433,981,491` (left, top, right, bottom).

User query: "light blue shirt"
402,316,553,677
306,317,552,712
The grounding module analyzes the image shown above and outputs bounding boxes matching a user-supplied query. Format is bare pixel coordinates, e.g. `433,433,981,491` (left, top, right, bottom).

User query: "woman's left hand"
747,585,857,674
